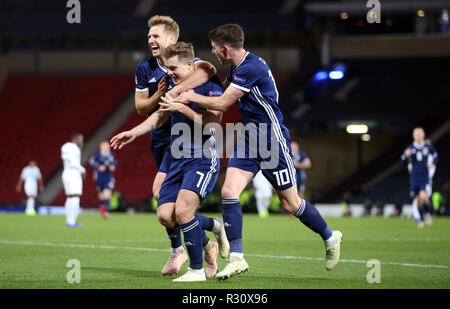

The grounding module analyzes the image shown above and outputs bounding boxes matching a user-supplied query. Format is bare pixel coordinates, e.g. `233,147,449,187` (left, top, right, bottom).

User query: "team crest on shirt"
423,147,428,155
234,76,246,83
208,91,222,96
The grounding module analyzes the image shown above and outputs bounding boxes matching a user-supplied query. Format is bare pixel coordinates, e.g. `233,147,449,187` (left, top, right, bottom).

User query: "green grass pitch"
0,212,449,289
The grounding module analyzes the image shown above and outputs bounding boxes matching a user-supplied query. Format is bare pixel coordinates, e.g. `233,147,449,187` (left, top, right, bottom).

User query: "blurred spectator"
376,200,384,217
393,202,403,217
363,199,372,216
341,191,352,217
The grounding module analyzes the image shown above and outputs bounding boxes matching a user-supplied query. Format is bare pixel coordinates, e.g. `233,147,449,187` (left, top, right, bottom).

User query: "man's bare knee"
221,185,238,199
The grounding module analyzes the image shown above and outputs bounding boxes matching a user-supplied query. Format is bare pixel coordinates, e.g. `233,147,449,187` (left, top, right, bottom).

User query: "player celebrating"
401,127,438,228
170,24,343,280
61,133,86,228
291,141,312,198
89,141,117,219
16,160,44,216
252,171,272,218
135,15,218,275
112,42,229,281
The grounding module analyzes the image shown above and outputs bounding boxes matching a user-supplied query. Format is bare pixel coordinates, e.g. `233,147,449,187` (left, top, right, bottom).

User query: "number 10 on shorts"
273,169,290,186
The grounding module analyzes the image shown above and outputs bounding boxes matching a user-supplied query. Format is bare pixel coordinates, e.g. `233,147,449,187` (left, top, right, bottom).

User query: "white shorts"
24,181,38,197
62,169,83,196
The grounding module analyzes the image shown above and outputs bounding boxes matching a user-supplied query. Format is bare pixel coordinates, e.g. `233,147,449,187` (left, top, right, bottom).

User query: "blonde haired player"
16,161,44,216
61,133,85,228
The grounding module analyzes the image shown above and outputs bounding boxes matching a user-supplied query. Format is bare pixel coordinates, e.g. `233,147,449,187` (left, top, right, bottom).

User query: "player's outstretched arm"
15,178,23,193
171,85,244,112
159,93,222,125
135,78,168,116
110,110,170,149
167,61,217,97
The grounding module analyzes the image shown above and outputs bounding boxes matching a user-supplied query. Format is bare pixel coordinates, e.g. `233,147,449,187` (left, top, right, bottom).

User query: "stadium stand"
0,74,133,205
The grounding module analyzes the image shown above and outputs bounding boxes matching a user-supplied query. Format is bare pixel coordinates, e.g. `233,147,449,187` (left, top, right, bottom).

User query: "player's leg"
173,189,207,282
419,189,432,226
155,151,184,256
275,184,342,270
62,170,82,227
215,166,254,280
98,187,112,219
24,182,37,215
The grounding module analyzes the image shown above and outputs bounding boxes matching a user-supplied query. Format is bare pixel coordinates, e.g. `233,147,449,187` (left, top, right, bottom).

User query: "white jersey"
252,171,273,199
21,166,42,196
61,142,86,174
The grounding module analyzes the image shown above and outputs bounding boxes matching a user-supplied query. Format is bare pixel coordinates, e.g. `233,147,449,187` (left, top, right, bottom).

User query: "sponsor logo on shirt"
208,91,222,96
234,76,246,83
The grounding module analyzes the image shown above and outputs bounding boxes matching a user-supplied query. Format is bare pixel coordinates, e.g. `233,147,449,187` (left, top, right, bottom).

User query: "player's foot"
424,214,432,226
258,209,269,218
25,209,36,216
161,249,188,276
418,221,425,228
215,256,249,280
204,241,219,278
213,217,230,258
66,223,83,228
325,231,343,271
99,205,108,219
173,267,206,282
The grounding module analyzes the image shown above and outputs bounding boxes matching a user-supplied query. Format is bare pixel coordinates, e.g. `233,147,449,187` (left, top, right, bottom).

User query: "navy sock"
195,213,214,231
166,227,182,249
103,199,110,211
418,206,425,221
180,218,203,270
222,198,243,253
194,213,211,247
294,199,333,241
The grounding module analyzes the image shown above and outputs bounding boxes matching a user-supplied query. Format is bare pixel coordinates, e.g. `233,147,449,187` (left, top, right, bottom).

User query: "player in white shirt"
252,171,273,218
61,133,86,227
16,161,44,216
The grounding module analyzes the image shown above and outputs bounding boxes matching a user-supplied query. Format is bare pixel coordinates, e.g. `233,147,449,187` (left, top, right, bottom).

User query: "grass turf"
0,212,449,289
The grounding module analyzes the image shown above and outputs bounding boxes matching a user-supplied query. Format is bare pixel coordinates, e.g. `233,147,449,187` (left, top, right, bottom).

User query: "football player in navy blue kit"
134,16,222,275
172,24,342,280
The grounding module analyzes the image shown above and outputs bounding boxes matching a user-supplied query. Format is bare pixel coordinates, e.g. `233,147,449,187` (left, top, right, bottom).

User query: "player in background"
402,127,438,228
291,141,312,199
112,42,229,281
171,24,343,280
16,160,44,216
89,141,117,219
61,133,86,228
252,171,272,218
135,15,218,275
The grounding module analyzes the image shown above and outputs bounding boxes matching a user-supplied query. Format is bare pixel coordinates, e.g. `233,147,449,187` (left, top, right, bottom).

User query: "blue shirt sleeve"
89,153,100,169
135,62,149,93
229,63,260,93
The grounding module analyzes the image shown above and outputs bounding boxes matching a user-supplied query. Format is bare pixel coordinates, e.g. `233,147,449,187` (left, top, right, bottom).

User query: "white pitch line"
0,240,448,269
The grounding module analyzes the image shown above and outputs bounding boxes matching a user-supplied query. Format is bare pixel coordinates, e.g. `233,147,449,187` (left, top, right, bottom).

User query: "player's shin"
180,218,204,270
222,198,243,257
294,199,334,245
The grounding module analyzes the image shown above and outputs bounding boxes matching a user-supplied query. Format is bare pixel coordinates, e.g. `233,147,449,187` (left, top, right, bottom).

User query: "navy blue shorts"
227,124,297,191
96,177,115,192
151,140,170,171
158,156,220,206
410,178,431,198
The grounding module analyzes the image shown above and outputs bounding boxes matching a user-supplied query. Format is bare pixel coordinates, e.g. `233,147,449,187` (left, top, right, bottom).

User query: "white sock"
26,198,35,212
190,268,205,274
263,198,270,211
230,252,244,260
212,218,221,234
325,234,336,247
256,198,265,214
412,199,421,221
72,196,80,224
65,198,74,225
172,246,184,253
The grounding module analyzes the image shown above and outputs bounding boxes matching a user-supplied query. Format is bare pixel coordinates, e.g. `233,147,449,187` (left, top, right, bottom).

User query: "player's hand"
39,185,44,192
404,148,412,158
427,163,434,169
175,90,195,104
157,78,168,95
82,173,86,180
166,85,183,98
110,131,137,149
98,164,106,172
160,94,182,112
109,165,116,172
15,185,21,193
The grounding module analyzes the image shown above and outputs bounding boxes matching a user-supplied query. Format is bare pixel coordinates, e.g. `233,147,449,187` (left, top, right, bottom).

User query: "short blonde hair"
163,42,194,63
148,15,179,41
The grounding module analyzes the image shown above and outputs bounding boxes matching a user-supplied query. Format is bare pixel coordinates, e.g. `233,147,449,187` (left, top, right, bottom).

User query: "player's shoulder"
136,54,156,71
195,78,223,96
